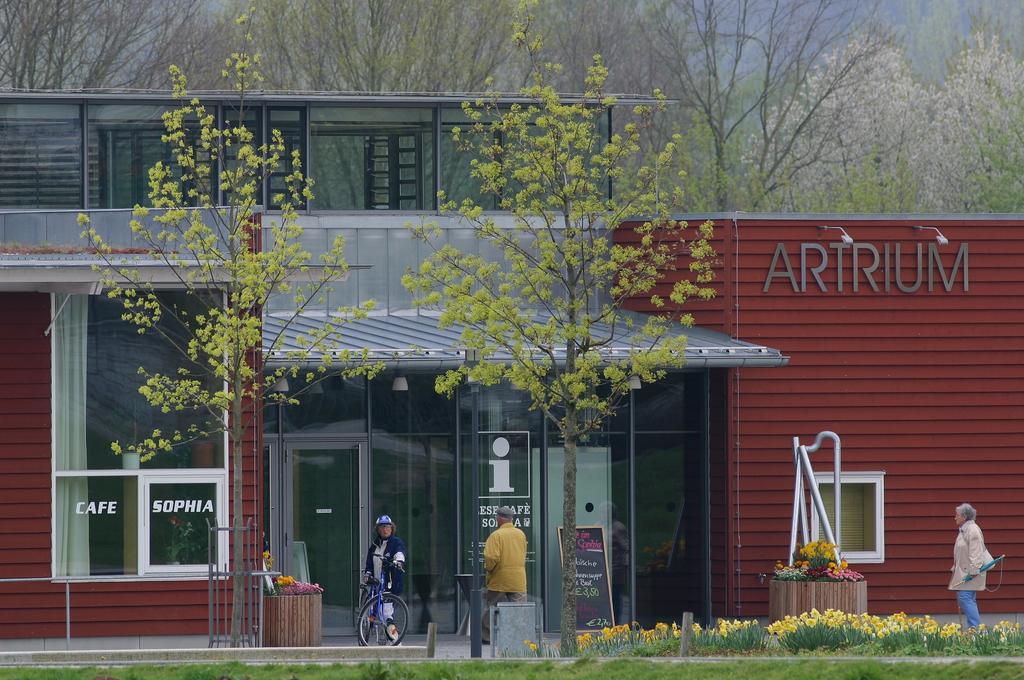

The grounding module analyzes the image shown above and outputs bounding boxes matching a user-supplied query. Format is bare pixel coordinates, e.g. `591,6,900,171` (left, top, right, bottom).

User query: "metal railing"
207,519,278,647
0,573,224,650
0,522,276,649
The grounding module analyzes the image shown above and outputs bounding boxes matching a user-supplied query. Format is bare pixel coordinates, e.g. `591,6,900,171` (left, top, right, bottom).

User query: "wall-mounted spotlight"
817,225,854,245
913,225,949,245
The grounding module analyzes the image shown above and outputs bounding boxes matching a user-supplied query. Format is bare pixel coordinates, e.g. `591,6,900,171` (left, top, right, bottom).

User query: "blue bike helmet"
375,514,395,527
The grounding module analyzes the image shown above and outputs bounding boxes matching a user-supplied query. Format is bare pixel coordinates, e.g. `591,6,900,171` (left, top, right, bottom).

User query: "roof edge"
626,212,1024,222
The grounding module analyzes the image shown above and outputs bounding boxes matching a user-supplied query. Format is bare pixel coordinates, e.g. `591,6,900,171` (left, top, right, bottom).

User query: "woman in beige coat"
949,503,992,629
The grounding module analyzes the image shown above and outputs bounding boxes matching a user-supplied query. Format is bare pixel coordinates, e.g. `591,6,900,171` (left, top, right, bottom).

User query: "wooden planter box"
263,594,322,647
769,580,868,621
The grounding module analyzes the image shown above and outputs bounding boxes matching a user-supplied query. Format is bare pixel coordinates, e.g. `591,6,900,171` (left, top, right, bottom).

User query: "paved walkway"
0,633,558,667
325,633,532,659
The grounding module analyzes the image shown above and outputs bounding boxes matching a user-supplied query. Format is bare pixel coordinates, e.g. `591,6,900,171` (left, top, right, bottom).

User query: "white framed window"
811,471,885,564
143,475,227,574
51,292,229,578
54,470,227,577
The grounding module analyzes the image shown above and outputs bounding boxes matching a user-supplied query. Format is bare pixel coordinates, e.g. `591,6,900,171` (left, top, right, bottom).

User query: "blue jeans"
957,589,981,628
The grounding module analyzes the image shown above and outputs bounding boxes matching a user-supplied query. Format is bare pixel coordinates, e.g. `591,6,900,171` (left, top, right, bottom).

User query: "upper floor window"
88,105,169,209
267,107,305,211
310,107,434,211
88,104,209,209
440,107,497,211
0,104,82,209
223,105,263,207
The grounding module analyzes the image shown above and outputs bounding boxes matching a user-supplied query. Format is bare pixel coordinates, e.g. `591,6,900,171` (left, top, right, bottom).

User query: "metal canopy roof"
264,312,788,369
0,253,365,292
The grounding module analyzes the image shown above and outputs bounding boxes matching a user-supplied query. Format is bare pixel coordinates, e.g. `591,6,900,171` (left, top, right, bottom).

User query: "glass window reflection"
371,373,457,633
56,291,225,471
267,107,306,210
88,104,205,209
311,107,434,210
281,375,367,434
0,104,82,209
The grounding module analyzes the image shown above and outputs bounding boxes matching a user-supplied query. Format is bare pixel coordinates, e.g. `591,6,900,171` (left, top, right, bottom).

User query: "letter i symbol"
488,437,513,493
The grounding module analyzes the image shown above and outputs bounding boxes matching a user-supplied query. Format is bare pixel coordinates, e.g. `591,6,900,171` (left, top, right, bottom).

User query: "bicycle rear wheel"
356,593,410,646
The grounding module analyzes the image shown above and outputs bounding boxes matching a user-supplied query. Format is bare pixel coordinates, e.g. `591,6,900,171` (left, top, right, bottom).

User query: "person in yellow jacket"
481,505,527,644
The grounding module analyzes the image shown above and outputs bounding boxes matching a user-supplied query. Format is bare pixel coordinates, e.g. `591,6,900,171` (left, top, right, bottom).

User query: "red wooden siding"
708,369,731,616
0,293,51,580
0,292,262,641
623,217,1024,618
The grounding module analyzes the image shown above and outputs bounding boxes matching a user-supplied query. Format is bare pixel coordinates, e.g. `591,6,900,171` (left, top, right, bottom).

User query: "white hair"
956,503,976,521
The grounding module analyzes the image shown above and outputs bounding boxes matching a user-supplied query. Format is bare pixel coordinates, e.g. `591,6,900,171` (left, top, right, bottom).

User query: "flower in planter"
273,575,324,596
166,514,200,564
264,555,324,596
772,541,865,582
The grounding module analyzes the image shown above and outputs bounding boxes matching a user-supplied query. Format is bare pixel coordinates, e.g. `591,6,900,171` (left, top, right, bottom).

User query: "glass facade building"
0,94,611,224
0,93,786,642
264,369,718,634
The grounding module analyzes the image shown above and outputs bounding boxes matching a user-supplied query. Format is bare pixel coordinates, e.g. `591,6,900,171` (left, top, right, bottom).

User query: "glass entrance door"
286,441,367,635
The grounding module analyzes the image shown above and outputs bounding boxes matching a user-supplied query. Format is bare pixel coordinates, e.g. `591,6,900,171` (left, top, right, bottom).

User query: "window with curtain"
53,292,227,577
812,472,886,563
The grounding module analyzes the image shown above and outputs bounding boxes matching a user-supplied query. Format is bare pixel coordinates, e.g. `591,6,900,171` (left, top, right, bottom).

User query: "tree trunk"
230,375,244,646
713,136,730,211
559,413,578,654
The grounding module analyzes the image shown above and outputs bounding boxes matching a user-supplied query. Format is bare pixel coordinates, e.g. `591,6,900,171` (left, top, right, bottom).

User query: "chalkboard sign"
557,525,614,630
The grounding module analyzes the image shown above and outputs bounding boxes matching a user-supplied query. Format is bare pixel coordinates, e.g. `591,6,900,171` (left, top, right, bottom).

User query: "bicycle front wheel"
356,593,410,646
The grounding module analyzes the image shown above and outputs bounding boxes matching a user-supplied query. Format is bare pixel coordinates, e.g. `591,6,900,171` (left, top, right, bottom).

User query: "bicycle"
357,557,410,646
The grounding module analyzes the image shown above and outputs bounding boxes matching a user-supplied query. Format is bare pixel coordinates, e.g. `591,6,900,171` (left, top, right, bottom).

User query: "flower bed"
523,610,1024,657
768,609,1024,655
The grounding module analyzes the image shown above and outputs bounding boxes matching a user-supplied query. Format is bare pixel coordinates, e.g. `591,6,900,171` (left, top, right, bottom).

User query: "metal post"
628,387,636,625
788,438,802,561
802,431,842,551
798,446,841,563
65,581,70,649
470,379,482,658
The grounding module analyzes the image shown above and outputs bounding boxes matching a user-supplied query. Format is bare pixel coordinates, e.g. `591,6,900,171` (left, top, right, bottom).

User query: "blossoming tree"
404,5,715,653
79,18,378,645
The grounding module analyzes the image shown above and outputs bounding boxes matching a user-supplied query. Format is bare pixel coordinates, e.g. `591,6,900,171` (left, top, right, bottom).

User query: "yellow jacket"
484,522,527,593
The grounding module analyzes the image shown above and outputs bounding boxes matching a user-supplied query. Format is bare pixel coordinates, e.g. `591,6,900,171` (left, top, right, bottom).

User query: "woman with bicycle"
362,514,407,642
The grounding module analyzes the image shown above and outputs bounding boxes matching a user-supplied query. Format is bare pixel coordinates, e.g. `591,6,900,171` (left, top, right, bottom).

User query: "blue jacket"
364,535,406,594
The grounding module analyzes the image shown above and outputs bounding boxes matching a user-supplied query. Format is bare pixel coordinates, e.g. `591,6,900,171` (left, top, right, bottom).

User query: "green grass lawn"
4,659,1024,680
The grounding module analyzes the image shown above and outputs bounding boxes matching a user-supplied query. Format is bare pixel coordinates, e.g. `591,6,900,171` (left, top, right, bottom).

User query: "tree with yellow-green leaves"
404,2,716,653
78,16,378,646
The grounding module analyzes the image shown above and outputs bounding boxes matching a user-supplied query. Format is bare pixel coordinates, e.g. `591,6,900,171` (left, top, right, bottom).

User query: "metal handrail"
0,573,235,650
